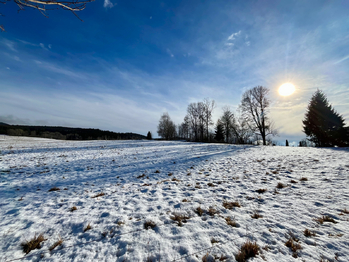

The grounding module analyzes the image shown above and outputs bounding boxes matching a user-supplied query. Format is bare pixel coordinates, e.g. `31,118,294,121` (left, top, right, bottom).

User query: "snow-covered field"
0,136,349,262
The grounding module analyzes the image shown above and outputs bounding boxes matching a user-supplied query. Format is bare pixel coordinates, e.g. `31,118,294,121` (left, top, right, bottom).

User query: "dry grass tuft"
225,217,237,227
256,188,267,194
21,234,46,254
314,215,337,224
222,200,240,209
144,220,156,230
137,174,146,179
207,183,215,187
195,206,205,216
290,180,298,184
91,192,105,198
83,223,92,232
70,206,77,212
276,182,286,189
182,199,189,202
251,210,263,219
285,237,302,257
304,228,316,237
49,236,63,252
171,178,180,182
154,170,160,173
211,237,219,244
235,240,260,262
170,213,190,226
340,208,349,214
300,177,308,181
208,207,218,217
48,187,60,192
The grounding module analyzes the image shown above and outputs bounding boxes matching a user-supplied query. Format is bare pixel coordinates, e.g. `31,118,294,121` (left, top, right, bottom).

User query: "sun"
278,83,295,96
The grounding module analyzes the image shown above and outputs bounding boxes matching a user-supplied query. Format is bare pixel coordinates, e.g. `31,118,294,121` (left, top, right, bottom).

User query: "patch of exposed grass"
154,170,160,173
49,236,63,252
314,215,337,224
290,180,298,184
285,237,302,257
222,200,240,209
195,206,204,216
137,174,145,179
340,208,349,214
304,228,316,237
70,206,77,212
211,237,219,244
208,207,218,217
300,177,308,181
91,192,105,198
251,210,263,219
21,234,46,254
276,182,286,189
235,240,260,262
83,223,92,232
48,187,60,192
207,183,215,187
182,199,189,202
144,220,156,230
256,188,267,194
225,217,237,227
171,178,180,182
170,213,190,226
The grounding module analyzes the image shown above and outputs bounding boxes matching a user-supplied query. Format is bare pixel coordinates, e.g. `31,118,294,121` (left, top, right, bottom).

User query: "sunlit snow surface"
0,136,349,262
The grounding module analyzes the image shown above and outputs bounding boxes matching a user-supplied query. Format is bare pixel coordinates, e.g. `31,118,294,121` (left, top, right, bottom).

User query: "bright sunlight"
279,83,295,96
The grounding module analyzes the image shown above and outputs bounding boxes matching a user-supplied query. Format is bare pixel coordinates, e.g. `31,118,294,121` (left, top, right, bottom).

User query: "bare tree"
230,110,253,144
240,86,277,145
1,0,94,31
157,112,177,140
203,98,215,141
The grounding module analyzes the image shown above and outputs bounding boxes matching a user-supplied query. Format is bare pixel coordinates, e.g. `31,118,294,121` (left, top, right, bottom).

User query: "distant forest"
0,123,146,140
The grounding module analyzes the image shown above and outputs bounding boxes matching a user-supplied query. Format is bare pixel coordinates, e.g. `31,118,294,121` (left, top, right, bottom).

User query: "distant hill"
0,124,146,140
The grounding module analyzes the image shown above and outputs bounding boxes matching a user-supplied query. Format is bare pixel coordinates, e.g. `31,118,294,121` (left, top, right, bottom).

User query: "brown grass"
276,182,286,189
91,192,105,198
235,240,260,262
225,217,237,227
144,220,156,230
21,234,46,254
195,206,204,216
251,211,263,219
70,206,77,212
49,236,63,252
168,173,173,176
83,223,92,232
314,215,337,224
340,208,349,214
211,237,219,244
285,237,302,257
137,174,146,179
304,228,316,237
290,180,298,184
171,178,180,182
300,177,308,181
207,183,215,187
171,213,190,226
48,187,60,192
182,199,189,202
154,170,160,173
256,189,267,194
222,200,240,209
207,207,218,217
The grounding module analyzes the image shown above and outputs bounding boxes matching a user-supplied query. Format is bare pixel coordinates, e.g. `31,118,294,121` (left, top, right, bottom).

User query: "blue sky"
1,0,349,144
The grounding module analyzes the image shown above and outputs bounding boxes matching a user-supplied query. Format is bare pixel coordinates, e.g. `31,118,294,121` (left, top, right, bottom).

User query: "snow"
0,136,349,262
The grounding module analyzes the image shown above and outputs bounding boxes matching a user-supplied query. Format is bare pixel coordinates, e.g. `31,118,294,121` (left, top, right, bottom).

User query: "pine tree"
214,120,225,142
302,90,347,147
146,131,152,140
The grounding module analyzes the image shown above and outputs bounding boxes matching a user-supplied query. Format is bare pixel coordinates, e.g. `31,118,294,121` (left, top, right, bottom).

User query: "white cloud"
6,67,10,70
103,0,114,9
227,30,241,41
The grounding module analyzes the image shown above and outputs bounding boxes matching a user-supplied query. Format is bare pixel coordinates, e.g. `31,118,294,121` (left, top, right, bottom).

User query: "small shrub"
223,200,240,209
300,177,308,181
170,213,190,226
304,229,316,237
235,240,260,262
195,206,204,216
256,189,267,194
276,182,286,189
91,192,105,198
144,220,156,230
49,236,63,252
225,217,237,227
70,206,77,212
48,187,60,192
21,234,46,254
83,223,92,232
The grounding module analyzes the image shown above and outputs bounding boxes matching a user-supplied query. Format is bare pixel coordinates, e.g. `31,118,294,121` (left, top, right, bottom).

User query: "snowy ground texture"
1,136,349,262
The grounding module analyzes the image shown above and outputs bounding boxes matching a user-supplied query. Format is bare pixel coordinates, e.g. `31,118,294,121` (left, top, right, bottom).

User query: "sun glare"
278,83,295,96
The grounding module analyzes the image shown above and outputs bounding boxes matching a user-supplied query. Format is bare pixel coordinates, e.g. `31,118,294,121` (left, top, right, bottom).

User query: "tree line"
157,86,349,147
158,86,277,145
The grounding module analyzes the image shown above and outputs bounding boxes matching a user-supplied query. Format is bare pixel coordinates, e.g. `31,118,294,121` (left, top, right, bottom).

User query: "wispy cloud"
334,55,349,64
166,48,174,58
227,30,241,41
1,39,17,52
103,0,114,9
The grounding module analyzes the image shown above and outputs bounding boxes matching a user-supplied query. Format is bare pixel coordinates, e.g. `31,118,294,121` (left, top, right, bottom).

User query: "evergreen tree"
302,90,347,147
286,140,289,146
146,131,152,140
214,120,225,142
